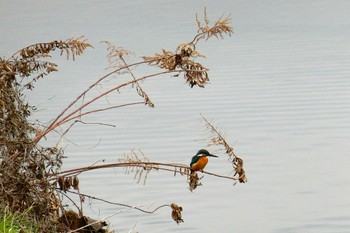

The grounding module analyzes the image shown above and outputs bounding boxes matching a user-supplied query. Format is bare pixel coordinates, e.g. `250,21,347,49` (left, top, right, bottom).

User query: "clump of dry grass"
0,37,92,231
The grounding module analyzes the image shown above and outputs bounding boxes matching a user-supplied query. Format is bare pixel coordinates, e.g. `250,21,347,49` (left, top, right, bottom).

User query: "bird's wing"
190,155,200,167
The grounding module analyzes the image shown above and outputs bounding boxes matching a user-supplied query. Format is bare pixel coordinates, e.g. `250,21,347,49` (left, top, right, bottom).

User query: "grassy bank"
0,207,39,233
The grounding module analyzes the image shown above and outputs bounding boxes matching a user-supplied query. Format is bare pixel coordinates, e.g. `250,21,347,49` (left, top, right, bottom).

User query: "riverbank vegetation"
0,9,246,232
0,207,39,233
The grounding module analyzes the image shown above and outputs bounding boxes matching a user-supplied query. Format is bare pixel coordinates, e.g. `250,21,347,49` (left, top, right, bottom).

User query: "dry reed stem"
101,41,154,107
33,69,181,144
63,190,184,227
66,190,172,215
201,115,248,183
53,161,236,182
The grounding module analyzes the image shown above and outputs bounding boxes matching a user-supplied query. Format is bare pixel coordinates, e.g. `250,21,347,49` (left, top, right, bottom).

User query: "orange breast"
191,156,208,171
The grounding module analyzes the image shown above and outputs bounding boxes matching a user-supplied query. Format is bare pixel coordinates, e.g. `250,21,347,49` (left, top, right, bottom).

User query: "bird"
190,149,218,172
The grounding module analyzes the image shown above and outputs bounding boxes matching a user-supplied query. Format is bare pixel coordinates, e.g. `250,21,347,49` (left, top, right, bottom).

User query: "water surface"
1,1,350,232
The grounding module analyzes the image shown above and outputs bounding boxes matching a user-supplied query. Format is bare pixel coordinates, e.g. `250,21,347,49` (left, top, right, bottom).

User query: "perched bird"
190,149,218,172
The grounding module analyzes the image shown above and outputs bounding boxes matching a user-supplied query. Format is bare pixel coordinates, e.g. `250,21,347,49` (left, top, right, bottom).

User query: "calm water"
1,1,350,232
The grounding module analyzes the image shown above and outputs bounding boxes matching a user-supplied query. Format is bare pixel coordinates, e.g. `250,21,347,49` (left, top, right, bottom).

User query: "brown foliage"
1,36,92,90
0,37,92,231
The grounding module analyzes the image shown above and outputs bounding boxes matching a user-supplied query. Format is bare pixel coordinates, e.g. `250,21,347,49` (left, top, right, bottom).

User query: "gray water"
1,1,350,232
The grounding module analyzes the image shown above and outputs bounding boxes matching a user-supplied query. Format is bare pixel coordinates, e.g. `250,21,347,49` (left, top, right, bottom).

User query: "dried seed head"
64,176,73,190
58,177,64,191
72,175,80,190
171,203,184,224
188,171,201,192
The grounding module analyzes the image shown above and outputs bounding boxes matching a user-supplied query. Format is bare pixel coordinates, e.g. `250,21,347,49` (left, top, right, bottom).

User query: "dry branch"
65,190,172,214
62,190,184,227
53,161,236,182
201,115,247,183
101,41,154,107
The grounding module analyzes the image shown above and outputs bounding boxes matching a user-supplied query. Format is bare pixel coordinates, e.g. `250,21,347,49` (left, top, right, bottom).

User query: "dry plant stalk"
30,9,233,144
55,149,239,196
63,190,183,226
54,149,192,183
101,41,154,107
202,115,248,183
143,8,233,88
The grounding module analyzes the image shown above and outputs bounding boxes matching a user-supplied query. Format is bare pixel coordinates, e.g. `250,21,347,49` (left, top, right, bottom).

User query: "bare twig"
65,190,170,214
34,59,149,143
57,190,83,215
33,69,182,144
101,41,154,107
58,101,145,126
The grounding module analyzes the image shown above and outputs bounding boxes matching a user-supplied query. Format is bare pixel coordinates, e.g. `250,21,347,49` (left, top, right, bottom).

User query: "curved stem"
65,190,170,214
51,161,236,181
33,69,183,144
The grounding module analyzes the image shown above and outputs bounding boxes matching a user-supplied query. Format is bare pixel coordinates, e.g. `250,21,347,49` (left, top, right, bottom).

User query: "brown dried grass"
0,37,92,231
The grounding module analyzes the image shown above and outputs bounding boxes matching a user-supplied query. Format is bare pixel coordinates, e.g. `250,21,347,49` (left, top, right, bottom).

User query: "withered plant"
0,37,92,231
0,9,243,232
201,115,247,183
143,8,232,88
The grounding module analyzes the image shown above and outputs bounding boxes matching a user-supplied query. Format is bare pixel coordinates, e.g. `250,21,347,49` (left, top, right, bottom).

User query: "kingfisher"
190,149,218,172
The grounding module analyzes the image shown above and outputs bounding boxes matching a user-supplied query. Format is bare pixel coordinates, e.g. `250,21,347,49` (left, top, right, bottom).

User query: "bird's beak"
207,153,218,158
